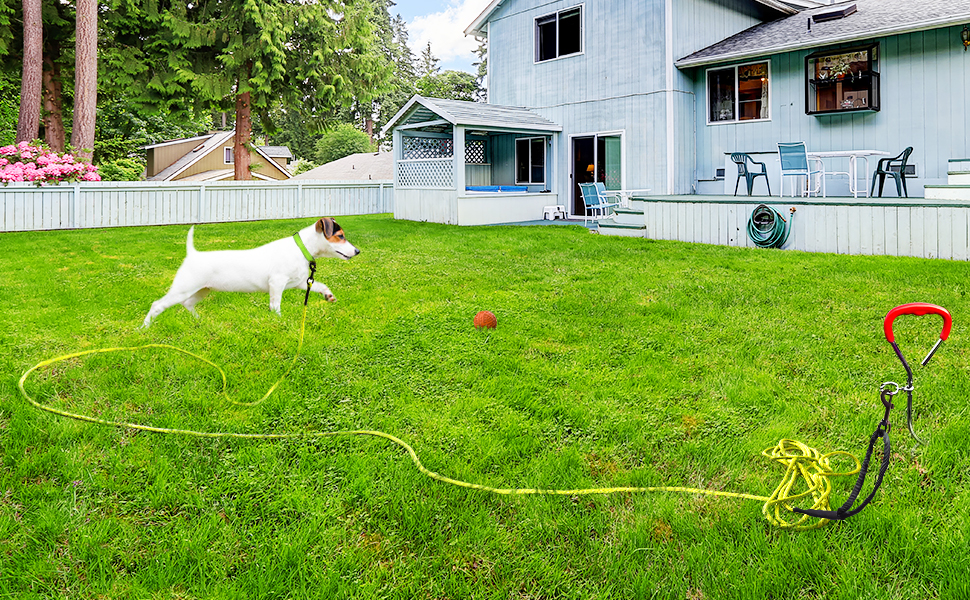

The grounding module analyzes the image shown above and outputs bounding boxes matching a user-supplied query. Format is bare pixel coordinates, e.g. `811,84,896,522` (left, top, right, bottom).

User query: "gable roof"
383,96,562,136
464,0,798,37
148,131,235,181
677,0,970,68
292,152,394,181
175,169,285,182
142,134,212,150
260,146,293,159
147,131,292,181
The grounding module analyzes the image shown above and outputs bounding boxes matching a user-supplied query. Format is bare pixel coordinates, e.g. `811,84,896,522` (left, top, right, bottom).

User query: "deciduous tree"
315,123,374,164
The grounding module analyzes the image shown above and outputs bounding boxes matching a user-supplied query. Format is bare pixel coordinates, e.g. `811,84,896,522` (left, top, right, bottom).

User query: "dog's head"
314,217,360,260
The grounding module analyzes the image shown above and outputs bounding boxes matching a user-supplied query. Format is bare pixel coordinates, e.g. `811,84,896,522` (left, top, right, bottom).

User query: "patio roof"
676,0,970,68
382,96,562,137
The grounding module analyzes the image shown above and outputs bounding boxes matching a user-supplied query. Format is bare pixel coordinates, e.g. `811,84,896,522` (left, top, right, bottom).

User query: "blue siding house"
385,0,970,256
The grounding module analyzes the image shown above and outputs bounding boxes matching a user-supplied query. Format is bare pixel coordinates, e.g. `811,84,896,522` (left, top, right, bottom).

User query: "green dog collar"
292,233,315,265
293,233,317,305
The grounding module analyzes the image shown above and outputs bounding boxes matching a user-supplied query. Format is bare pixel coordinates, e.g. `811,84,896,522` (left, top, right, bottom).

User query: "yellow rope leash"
17,305,860,532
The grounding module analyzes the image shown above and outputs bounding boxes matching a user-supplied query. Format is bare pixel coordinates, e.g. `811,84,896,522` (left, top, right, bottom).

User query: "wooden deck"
600,194,970,261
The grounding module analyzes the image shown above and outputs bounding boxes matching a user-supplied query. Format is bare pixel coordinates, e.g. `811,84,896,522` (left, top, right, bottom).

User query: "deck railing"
0,180,393,232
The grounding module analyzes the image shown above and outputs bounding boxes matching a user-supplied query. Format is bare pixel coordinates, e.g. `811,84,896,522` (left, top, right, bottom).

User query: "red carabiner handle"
883,303,952,343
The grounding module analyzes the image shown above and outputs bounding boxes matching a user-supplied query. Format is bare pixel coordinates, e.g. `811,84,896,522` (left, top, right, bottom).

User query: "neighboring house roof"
146,131,292,181
148,131,235,181
260,146,293,159
464,0,797,37
142,134,212,150
176,169,284,182
383,95,562,136
677,0,970,68
292,152,394,181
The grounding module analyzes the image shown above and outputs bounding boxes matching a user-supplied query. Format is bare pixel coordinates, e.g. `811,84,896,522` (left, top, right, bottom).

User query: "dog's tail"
186,226,196,254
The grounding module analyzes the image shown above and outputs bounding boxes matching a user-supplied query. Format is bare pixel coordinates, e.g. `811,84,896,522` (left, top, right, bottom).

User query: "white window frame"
705,60,772,125
224,147,234,164
534,4,584,64
515,137,546,185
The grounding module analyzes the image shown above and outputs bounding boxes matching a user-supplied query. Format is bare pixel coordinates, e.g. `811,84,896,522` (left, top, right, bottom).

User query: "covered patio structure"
383,96,563,226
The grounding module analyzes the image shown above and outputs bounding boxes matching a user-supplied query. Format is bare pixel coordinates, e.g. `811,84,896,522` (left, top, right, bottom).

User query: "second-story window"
224,147,234,164
535,6,582,62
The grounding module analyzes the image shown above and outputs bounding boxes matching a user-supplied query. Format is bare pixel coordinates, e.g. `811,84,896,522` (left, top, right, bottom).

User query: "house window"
224,147,234,164
535,6,582,62
806,44,879,115
515,137,545,184
707,62,770,124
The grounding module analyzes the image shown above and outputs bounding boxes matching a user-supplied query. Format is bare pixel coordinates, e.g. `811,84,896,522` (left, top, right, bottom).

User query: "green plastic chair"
731,153,771,196
870,147,913,198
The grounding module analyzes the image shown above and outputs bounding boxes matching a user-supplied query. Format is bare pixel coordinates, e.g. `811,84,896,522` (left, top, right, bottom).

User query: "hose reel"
747,204,795,249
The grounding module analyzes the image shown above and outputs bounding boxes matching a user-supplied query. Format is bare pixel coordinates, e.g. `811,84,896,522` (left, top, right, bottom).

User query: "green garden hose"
747,204,793,249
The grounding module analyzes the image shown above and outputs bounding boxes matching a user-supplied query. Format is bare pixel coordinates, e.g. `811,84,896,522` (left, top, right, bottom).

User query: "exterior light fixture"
963,25,970,51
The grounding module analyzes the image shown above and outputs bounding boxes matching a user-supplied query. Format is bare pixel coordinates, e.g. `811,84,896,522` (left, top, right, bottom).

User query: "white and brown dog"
142,218,359,327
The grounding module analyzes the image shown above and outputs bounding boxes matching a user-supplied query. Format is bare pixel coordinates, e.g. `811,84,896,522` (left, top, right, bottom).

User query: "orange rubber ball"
474,310,497,329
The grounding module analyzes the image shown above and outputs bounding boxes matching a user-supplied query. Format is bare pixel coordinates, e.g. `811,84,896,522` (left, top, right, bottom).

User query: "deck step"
598,217,646,237
949,158,970,172
947,171,970,185
610,207,646,227
924,185,970,201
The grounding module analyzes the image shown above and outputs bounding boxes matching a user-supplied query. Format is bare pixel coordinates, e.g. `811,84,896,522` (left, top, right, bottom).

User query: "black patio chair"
731,152,771,196
870,147,914,198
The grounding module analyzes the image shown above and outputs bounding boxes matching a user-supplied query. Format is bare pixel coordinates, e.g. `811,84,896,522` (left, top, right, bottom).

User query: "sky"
394,0,494,74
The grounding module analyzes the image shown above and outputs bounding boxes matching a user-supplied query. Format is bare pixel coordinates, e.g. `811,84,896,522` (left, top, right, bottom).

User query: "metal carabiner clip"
882,303,952,443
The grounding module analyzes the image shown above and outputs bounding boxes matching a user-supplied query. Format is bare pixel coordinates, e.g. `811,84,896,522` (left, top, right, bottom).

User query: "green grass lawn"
2,214,968,599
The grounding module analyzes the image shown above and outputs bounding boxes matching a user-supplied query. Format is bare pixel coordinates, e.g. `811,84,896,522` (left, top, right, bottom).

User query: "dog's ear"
315,217,335,237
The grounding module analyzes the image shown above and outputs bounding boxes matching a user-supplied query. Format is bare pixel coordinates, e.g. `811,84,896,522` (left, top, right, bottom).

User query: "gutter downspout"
665,0,675,195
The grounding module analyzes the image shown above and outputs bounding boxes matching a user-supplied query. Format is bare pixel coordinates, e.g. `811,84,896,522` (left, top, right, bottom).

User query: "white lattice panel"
465,140,486,164
397,159,454,189
403,137,454,160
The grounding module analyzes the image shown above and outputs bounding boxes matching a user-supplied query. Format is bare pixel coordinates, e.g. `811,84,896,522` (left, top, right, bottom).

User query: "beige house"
145,131,292,181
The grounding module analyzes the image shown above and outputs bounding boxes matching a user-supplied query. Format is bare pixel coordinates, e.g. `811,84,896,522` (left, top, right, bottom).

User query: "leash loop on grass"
19,307,861,532
795,303,951,521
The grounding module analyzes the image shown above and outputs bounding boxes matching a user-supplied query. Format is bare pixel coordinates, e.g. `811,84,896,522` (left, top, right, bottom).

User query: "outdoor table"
808,150,891,198
603,189,652,209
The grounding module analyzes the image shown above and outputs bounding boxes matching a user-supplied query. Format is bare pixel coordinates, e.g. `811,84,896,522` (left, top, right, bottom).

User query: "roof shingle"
677,0,970,68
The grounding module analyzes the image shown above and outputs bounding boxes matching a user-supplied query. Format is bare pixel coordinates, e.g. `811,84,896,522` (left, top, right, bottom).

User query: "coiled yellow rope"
17,305,859,531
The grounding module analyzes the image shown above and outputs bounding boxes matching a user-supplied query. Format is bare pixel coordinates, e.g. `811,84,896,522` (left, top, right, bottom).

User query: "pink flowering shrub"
0,141,100,185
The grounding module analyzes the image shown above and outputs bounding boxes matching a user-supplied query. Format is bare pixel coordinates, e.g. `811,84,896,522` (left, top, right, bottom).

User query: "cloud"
408,0,491,71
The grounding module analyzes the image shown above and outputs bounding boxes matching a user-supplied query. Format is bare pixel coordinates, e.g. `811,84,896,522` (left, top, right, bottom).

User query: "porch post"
454,125,465,193
392,128,403,188
547,135,555,193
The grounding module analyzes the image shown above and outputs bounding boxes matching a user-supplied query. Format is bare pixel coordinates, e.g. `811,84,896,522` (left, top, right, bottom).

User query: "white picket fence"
0,180,393,232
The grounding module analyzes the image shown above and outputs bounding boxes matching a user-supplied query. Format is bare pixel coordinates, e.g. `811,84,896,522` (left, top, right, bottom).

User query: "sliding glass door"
571,133,623,217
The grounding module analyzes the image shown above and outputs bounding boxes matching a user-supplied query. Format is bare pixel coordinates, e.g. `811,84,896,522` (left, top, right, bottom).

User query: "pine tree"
159,0,391,179
16,0,41,143
473,39,487,102
417,41,439,78
71,0,96,160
